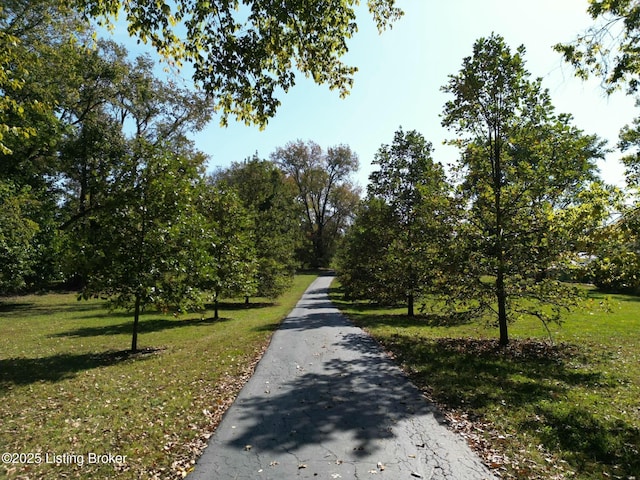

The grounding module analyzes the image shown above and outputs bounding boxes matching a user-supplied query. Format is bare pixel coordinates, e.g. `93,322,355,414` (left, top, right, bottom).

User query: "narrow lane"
189,274,495,479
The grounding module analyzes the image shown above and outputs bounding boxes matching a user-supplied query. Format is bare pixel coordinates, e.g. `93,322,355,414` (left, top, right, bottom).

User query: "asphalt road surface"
189,273,495,480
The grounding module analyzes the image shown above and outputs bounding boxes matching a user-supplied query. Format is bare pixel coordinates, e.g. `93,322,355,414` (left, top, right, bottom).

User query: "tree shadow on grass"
73,301,276,321
0,301,33,313
328,287,474,326
369,331,640,478
347,311,475,330
0,300,106,318
49,315,230,338
0,348,159,391
211,301,275,310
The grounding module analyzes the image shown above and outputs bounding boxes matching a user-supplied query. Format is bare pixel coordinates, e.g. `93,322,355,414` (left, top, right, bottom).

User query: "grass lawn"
330,283,640,480
0,273,317,480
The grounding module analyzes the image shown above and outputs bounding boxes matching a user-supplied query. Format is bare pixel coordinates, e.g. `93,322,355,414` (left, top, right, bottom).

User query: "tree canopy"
72,0,403,127
215,156,300,299
442,33,610,345
337,128,455,316
272,139,360,267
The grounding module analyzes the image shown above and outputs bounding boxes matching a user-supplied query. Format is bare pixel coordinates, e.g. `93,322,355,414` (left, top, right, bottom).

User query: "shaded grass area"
330,283,640,480
0,273,318,480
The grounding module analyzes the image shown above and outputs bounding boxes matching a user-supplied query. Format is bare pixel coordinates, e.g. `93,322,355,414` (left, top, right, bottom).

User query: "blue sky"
108,0,638,190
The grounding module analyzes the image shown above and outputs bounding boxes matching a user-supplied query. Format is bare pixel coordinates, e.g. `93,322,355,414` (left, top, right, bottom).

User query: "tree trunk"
407,293,414,317
214,295,219,320
313,230,325,268
493,129,509,347
131,294,141,352
496,271,509,347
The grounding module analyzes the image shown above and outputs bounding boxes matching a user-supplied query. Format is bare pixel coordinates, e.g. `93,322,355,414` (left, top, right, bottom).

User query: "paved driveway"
189,274,495,479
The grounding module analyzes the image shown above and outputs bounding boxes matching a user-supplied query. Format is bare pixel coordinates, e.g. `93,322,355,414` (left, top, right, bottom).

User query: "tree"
216,155,300,300
272,140,360,267
58,43,212,284
587,99,640,293
1,0,98,289
336,197,397,302
583,219,640,293
63,39,215,351
73,0,403,126
338,128,455,316
554,0,640,94
196,184,257,319
80,140,209,352
0,181,39,293
442,34,609,346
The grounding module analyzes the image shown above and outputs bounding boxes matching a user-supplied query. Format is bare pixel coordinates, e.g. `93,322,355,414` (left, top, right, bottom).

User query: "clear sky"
108,0,638,190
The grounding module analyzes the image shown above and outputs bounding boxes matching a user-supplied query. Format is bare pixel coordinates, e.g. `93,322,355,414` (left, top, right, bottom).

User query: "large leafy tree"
60,44,211,274
196,184,257,319
1,0,99,288
583,218,640,293
81,140,209,352
216,155,300,300
555,1,640,297
272,140,360,267
60,39,215,351
338,128,454,316
336,196,397,302
442,34,609,346
73,0,403,126
587,105,640,293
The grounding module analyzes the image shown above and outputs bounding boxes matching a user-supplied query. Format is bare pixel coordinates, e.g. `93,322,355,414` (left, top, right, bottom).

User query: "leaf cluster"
554,0,640,93
73,0,403,127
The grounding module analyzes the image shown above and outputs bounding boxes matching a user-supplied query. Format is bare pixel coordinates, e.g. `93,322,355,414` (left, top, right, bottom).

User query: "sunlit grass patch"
0,273,317,479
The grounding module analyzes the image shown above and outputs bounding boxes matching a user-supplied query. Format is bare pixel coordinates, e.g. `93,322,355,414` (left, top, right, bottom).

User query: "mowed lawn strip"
330,282,640,480
0,273,317,480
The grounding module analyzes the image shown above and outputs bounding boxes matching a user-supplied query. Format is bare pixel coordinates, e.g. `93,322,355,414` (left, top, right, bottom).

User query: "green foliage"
584,211,640,293
442,34,610,345
554,0,640,93
0,181,40,293
78,140,209,350
585,95,640,293
195,184,258,318
272,139,360,267
336,197,396,302
0,1,89,162
215,156,299,299
336,128,455,316
73,0,403,127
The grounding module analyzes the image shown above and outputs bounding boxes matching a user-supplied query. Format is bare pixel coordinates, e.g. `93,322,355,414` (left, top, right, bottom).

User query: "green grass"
330,283,640,480
0,273,317,480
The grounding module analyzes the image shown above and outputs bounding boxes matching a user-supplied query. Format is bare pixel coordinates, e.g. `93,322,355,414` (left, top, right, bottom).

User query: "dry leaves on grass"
413,338,580,480
431,338,582,363
149,343,270,480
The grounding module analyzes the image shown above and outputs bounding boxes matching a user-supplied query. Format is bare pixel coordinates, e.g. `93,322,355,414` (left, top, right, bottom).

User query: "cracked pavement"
188,273,496,479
